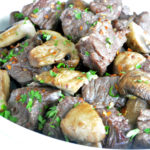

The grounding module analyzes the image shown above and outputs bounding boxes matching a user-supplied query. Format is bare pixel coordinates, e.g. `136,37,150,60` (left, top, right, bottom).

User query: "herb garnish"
38,115,46,130
106,37,112,45
135,64,141,69
33,8,39,14
42,32,52,41
105,125,110,135
73,102,80,108
56,1,61,10
105,72,110,76
58,93,65,102
85,51,90,56
54,40,58,46
50,70,57,77
57,63,66,68
126,128,140,141
69,4,74,8
14,12,24,19
107,5,113,12
109,86,119,97
86,70,97,81
74,10,82,20
144,128,150,134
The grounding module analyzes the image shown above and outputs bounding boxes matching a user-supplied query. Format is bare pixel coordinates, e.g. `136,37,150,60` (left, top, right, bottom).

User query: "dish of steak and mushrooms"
1,0,150,149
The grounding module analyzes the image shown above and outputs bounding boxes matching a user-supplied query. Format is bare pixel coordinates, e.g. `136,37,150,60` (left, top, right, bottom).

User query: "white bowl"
0,0,149,150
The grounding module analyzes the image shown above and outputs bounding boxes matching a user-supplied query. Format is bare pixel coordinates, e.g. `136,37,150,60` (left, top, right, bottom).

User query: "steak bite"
22,0,65,30
76,21,128,75
134,109,150,148
60,7,98,42
90,0,122,20
97,107,131,148
118,69,150,101
8,87,61,130
82,76,126,108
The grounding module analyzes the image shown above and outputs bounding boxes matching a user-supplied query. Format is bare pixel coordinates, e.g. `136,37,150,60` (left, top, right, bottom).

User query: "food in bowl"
1,0,150,149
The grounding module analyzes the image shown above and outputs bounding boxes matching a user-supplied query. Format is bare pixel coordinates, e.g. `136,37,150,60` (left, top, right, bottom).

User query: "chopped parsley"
91,21,98,27
64,135,69,142
85,51,90,56
86,70,97,81
126,128,140,141
77,77,82,80
67,35,72,40
38,115,46,130
69,4,74,8
57,63,66,68
144,128,150,134
24,17,29,24
74,10,82,20
105,125,110,135
135,64,142,69
0,105,18,123
14,12,24,19
42,32,52,41
84,8,89,12
58,93,65,102
40,80,44,83
57,1,61,5
50,70,57,77
137,80,142,83
73,102,80,108
105,72,110,76
106,37,112,45
54,40,58,46
63,40,71,45
86,21,89,25
107,5,113,12
33,8,39,14
109,86,119,98
19,94,27,104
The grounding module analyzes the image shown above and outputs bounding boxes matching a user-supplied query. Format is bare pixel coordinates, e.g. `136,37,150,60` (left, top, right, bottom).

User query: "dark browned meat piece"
22,0,65,30
8,87,61,130
90,0,122,20
3,37,51,85
141,59,150,73
134,12,150,35
60,8,98,42
42,96,81,139
76,21,127,75
134,109,150,148
82,76,126,108
97,107,131,148
118,69,150,101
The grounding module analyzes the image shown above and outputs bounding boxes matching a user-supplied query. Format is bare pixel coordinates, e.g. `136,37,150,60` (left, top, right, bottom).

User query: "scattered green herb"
24,17,29,24
50,70,57,77
137,80,142,83
69,4,74,8
57,1,61,5
144,128,150,134
105,125,110,135
135,64,141,69
57,63,66,68
107,5,113,12
40,80,44,83
118,113,122,116
19,94,27,104
91,21,98,27
73,102,80,108
126,128,140,141
105,72,110,76
64,135,69,142
67,35,72,40
106,37,112,45
33,8,39,14
86,70,97,81
42,32,52,41
54,40,58,46
74,10,82,20
109,86,119,98
14,12,24,19
38,115,46,130
84,8,89,12
58,93,65,102
63,39,71,45
85,51,90,56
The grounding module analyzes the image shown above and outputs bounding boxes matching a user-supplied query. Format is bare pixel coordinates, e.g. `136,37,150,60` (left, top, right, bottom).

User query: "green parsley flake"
107,5,113,12
57,1,61,5
40,80,44,83
33,8,39,14
144,128,150,134
24,17,29,24
91,21,98,27
105,72,110,76
86,70,96,81
58,93,65,102
85,51,90,56
109,86,119,98
67,35,72,40
54,40,58,46
106,37,112,45
38,115,46,130
14,13,24,19
63,40,71,45
74,102,80,108
84,8,89,12
69,4,74,8
74,10,82,20
19,94,27,104
57,63,66,68
43,33,52,41
137,80,142,83
136,64,141,69
77,77,82,80
126,128,140,141
50,70,57,77
64,135,69,142
105,125,110,135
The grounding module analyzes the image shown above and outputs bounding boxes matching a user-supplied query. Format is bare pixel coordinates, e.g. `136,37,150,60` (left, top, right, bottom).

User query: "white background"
0,0,150,150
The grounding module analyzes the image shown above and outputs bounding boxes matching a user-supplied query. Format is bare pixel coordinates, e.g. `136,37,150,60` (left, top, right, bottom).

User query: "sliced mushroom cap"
0,20,36,48
60,102,106,143
127,21,150,54
123,98,149,127
28,30,80,68
35,68,97,95
0,70,10,111
118,69,150,100
113,51,146,74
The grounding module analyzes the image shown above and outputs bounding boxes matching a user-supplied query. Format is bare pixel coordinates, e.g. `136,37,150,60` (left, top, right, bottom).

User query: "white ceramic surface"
0,0,149,150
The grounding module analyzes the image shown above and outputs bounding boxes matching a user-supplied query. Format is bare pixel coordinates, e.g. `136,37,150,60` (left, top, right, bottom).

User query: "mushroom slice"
0,70,10,111
118,69,150,100
35,68,97,95
127,22,150,54
60,102,106,143
28,30,80,68
113,51,146,74
0,20,36,48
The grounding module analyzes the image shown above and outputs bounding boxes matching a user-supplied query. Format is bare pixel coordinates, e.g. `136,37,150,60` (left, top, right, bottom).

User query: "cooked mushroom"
123,98,149,127
0,70,10,111
0,20,36,48
113,51,146,74
127,21,150,54
118,69,150,101
35,68,97,95
28,30,80,68
60,102,106,143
